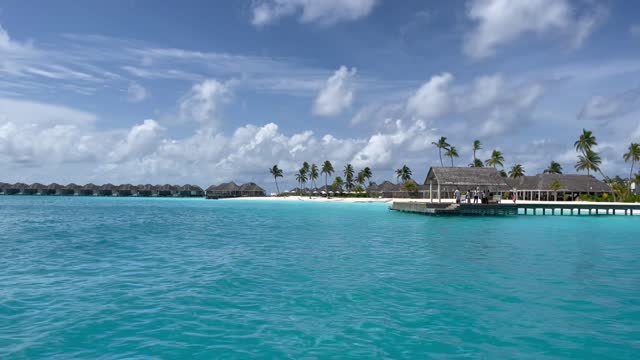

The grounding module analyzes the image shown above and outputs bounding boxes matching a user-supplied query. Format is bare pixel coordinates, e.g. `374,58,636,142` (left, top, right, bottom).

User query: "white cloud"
108,119,165,162
313,66,356,117
405,73,453,119
178,79,230,127
464,0,605,59
0,98,96,127
251,0,377,26
126,82,149,102
578,87,640,120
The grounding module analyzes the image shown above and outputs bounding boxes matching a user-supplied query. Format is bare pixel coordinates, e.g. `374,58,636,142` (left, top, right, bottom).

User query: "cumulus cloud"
127,81,149,102
178,79,230,127
108,119,165,162
313,66,356,117
0,98,96,127
251,0,377,26
405,73,453,119
578,87,640,120
464,0,605,59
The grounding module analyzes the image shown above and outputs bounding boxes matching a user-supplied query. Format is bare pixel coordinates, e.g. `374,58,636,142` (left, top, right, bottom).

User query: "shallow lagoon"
1,196,639,358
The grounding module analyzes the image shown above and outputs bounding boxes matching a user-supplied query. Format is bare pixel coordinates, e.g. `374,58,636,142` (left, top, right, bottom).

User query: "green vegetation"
544,161,563,174
485,150,505,169
445,146,459,167
508,164,525,178
431,136,450,167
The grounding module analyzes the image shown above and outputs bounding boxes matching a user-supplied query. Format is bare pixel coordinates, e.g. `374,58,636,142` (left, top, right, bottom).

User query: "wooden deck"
390,201,640,216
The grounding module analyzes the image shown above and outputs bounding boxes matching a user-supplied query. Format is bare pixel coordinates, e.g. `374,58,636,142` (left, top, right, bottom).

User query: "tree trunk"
630,161,635,193
450,156,454,167
274,177,280,195
325,174,328,198
439,149,443,166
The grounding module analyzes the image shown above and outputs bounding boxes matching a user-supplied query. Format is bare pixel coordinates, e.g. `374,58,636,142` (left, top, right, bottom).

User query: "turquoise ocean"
1,196,639,359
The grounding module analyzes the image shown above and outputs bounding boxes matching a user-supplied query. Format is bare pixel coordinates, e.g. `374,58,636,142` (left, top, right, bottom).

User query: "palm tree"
356,170,366,193
575,149,602,175
321,160,334,197
309,164,319,192
445,146,459,167
295,168,308,195
508,164,525,178
472,140,482,166
574,129,597,155
499,170,508,178
344,164,354,192
362,167,373,183
485,150,505,168
623,143,640,192
269,165,283,194
469,158,484,167
332,176,344,194
549,180,562,201
395,165,412,183
543,161,563,174
431,136,450,167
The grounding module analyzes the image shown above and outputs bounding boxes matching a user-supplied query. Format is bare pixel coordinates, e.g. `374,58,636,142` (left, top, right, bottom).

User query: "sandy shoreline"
224,196,639,206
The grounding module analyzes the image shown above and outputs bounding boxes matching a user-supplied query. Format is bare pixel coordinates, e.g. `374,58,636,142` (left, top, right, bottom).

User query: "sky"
1,0,639,191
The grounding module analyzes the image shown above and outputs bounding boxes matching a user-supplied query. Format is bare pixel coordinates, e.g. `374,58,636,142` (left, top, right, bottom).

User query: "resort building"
506,174,611,201
206,182,266,199
424,167,511,201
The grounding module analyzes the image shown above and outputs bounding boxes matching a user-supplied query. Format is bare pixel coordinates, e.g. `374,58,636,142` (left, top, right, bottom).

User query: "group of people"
454,188,490,204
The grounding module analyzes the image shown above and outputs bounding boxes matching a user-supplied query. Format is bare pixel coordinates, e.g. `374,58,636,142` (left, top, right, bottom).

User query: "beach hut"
46,183,64,195
114,184,135,197
377,181,404,198
424,167,511,202
239,182,266,197
96,184,115,196
135,184,153,197
505,174,611,201
26,183,46,195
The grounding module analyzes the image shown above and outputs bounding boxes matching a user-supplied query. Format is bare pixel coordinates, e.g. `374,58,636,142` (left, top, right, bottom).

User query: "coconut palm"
356,170,366,193
431,136,450,167
508,164,525,178
469,158,484,167
309,164,319,192
485,150,505,168
321,160,334,197
574,129,597,155
575,149,601,175
362,167,373,183
295,168,308,195
332,176,344,194
623,143,640,191
499,170,508,178
395,165,412,183
472,140,482,166
549,180,562,201
344,164,355,192
445,146,459,167
269,165,283,194
543,161,563,174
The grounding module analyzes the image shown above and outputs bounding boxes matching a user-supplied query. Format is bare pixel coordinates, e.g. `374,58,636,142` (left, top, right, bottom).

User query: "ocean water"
1,196,639,359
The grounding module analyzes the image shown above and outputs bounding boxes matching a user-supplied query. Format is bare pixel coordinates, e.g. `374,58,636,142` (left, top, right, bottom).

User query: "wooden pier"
390,201,640,216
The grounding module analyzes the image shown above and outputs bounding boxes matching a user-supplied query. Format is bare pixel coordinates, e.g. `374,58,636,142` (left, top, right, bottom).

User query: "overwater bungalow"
0,182,10,195
45,183,64,195
115,184,135,197
79,183,98,196
96,184,114,196
206,182,240,199
62,183,80,196
505,174,611,201
156,184,176,197
239,182,266,197
424,167,511,201
179,184,204,197
135,184,153,197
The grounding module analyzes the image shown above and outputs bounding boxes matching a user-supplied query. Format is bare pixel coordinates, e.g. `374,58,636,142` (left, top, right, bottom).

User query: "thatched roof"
180,184,203,192
99,183,116,190
425,167,510,191
239,182,265,192
0,182,10,189
13,182,28,189
83,183,98,190
216,182,240,191
47,183,64,190
29,183,47,189
65,183,80,189
506,174,611,192
377,181,401,192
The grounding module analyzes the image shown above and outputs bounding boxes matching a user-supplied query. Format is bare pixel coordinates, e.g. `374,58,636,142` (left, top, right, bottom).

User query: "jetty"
390,201,640,216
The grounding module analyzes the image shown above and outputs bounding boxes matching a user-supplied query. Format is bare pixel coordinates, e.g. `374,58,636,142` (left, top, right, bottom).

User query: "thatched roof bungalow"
79,183,98,196
423,167,511,200
505,174,611,201
206,182,240,199
179,184,204,197
0,182,11,195
239,182,266,197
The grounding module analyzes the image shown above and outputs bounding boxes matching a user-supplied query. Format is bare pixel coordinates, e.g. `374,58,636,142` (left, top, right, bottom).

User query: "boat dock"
390,201,640,216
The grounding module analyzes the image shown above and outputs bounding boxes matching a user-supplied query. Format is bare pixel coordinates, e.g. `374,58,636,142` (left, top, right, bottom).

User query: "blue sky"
1,0,639,191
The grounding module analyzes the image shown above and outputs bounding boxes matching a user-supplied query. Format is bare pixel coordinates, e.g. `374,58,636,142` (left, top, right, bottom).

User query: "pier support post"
578,209,581,215
524,208,527,215
625,209,628,215
543,208,546,215
606,209,609,215
589,209,592,215
560,209,563,215
429,181,433,203
551,209,554,215
437,182,441,203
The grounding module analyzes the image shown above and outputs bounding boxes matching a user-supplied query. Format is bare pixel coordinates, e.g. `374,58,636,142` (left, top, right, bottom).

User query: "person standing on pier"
454,188,461,204
466,190,471,203
473,187,479,204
